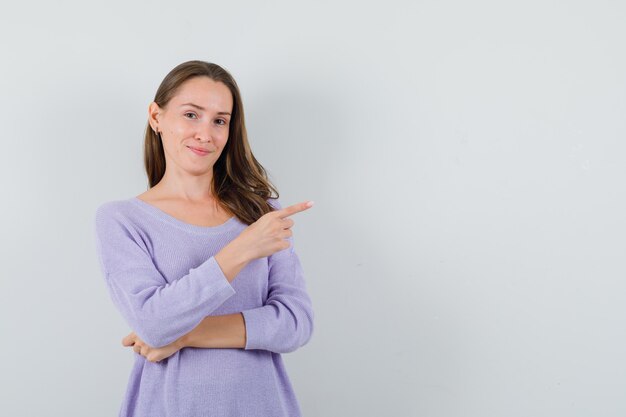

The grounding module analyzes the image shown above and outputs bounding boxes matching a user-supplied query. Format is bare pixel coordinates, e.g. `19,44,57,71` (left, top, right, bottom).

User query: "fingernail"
306,201,314,207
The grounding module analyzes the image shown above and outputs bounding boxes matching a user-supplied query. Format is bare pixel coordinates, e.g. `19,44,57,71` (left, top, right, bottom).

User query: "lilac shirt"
93,196,314,417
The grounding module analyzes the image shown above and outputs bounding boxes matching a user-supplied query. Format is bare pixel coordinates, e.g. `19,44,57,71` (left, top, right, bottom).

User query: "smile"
187,146,210,156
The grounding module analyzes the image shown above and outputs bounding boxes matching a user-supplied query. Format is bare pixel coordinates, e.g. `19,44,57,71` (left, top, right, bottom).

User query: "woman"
94,60,315,417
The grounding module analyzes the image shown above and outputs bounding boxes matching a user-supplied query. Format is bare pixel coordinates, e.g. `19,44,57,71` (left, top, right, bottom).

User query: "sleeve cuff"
194,256,237,308
241,306,273,350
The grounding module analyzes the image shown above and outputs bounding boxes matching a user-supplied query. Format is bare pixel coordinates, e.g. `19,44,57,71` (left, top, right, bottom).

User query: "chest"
146,230,270,311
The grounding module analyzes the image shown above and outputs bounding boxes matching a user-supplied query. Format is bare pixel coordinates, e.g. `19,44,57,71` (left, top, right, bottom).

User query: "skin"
123,76,313,362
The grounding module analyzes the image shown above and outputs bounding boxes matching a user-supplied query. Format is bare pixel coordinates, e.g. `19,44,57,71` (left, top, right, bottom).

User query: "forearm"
214,239,252,283
179,313,247,349
175,241,251,349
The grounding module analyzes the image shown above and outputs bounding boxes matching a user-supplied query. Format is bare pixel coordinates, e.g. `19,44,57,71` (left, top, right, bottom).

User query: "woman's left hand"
122,331,183,363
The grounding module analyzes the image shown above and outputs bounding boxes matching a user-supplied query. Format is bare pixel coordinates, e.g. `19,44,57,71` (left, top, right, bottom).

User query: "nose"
195,121,214,143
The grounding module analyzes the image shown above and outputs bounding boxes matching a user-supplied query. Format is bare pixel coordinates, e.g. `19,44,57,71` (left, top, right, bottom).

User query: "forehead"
171,76,233,110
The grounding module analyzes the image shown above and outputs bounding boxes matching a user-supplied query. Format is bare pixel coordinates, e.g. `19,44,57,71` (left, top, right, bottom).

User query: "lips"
187,145,211,156
187,146,210,152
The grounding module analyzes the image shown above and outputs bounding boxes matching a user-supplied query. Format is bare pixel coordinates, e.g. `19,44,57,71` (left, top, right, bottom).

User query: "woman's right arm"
94,203,247,349
213,244,250,283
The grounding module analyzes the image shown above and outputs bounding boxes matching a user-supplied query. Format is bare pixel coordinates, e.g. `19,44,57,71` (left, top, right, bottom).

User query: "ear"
148,101,161,132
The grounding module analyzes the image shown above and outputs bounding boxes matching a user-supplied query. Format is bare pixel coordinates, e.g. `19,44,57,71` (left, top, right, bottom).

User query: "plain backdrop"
1,1,625,416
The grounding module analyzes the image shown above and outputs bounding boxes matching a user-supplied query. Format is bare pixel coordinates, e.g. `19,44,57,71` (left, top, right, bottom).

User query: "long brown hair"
143,60,280,225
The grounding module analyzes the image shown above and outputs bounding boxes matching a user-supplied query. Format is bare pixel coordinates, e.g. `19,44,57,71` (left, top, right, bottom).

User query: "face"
149,76,233,176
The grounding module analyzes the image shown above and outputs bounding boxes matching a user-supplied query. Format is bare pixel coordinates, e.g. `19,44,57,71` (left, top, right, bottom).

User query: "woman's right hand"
236,200,314,260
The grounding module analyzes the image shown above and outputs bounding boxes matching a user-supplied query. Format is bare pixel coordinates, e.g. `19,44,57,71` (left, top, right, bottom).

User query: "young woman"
94,60,315,417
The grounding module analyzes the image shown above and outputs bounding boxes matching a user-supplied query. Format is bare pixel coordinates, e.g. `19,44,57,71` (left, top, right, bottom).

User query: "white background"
1,1,625,416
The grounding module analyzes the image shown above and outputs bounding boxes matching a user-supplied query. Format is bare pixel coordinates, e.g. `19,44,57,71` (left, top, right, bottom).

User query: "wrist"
228,238,253,264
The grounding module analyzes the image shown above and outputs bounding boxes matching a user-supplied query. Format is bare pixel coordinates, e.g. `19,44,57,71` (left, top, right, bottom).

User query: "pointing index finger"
276,200,314,218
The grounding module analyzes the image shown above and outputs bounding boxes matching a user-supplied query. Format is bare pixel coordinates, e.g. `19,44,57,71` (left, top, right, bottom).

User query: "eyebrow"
180,102,231,115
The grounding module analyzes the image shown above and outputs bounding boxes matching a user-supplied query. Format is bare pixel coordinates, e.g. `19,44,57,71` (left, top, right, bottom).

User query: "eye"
216,119,228,126
184,112,197,119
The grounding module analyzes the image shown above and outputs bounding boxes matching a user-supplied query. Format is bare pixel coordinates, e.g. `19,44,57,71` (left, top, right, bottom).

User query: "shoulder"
94,198,136,224
93,198,154,255
93,198,149,238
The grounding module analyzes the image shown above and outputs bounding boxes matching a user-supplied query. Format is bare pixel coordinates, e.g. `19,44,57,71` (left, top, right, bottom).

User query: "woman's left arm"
122,313,246,362
185,198,315,354
179,313,247,348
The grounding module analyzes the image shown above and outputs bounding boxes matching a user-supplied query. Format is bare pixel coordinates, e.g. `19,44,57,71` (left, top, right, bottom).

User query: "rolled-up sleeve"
240,198,315,354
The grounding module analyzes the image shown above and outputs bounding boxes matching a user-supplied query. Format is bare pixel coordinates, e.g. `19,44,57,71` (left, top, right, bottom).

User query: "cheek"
170,125,187,135
218,130,229,144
